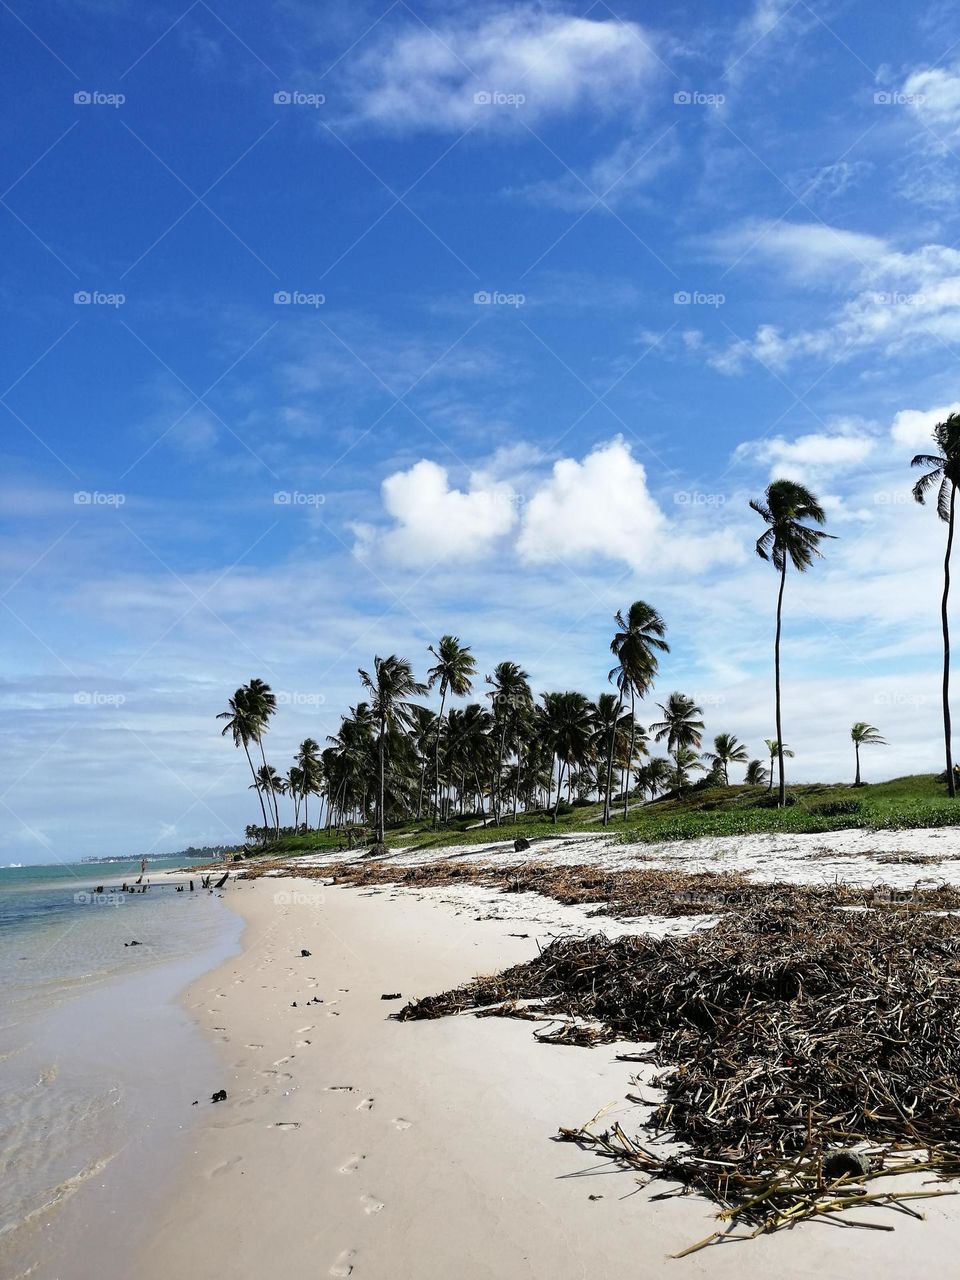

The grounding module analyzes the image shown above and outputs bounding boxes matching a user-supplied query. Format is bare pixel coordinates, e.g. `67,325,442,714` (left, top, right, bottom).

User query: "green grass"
252,774,959,858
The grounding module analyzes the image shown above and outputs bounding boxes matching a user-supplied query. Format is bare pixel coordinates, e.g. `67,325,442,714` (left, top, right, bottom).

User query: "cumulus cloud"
891,401,960,449
376,459,519,564
733,422,876,482
902,64,960,130
341,8,658,132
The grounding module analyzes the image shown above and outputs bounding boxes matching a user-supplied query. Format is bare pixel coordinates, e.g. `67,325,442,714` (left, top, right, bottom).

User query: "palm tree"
672,745,705,796
751,480,834,807
217,688,269,837
251,764,284,835
705,732,749,786
540,692,596,822
745,759,769,786
295,738,321,827
763,738,795,793
606,601,669,824
427,636,477,825
912,412,960,797
242,678,279,826
851,721,887,786
486,661,532,824
358,656,428,843
650,692,704,790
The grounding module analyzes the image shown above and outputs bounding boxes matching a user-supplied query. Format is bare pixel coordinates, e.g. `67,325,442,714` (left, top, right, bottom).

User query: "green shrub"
807,798,862,817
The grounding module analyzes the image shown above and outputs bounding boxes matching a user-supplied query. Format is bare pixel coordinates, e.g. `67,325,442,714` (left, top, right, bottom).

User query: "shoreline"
135,839,960,1279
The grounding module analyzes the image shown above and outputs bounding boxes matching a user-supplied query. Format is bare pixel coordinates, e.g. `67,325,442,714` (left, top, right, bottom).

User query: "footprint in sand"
338,1154,365,1175
207,1155,243,1178
360,1194,384,1215
392,1117,412,1130
271,1121,301,1130
330,1250,355,1277
296,1026,314,1034
295,1039,312,1048
356,1097,374,1111
245,1043,264,1050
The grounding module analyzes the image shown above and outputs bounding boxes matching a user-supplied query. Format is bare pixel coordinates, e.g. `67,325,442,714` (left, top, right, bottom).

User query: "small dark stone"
380,992,402,1000
210,1089,227,1104
822,1149,870,1179
291,1001,298,1007
300,949,311,957
192,1100,198,1106
514,837,531,852
233,853,243,862
125,940,141,947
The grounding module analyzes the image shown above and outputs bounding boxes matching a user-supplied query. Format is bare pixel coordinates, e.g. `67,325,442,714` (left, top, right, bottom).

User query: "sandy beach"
137,829,960,1279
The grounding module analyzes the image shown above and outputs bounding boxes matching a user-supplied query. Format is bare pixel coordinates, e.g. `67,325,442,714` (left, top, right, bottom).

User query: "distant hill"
81,844,231,864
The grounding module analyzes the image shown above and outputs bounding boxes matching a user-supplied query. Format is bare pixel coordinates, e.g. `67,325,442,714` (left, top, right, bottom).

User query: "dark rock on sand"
211,1089,227,1103
514,837,531,852
300,949,312,957
822,1149,871,1179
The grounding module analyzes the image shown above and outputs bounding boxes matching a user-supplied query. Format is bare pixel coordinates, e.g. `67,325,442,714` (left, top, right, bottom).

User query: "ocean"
0,857,243,1279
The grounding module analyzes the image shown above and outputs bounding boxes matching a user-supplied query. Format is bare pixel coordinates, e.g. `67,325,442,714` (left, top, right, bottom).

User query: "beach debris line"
398,904,960,1243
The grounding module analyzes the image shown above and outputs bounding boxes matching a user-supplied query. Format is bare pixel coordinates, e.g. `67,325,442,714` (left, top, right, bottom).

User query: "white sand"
137,836,960,1279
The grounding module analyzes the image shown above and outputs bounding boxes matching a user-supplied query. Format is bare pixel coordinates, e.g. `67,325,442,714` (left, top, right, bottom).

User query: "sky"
4,0,960,862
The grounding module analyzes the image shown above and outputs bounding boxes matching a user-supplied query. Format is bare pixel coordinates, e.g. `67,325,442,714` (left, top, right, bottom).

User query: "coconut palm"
540,692,596,822
251,764,284,835
358,656,428,842
705,732,749,786
763,738,795,793
851,721,887,786
745,759,769,786
486,661,532,824
751,480,834,807
427,636,477,824
912,412,960,797
217,687,270,837
649,693,704,788
672,745,705,797
295,738,321,827
606,601,669,824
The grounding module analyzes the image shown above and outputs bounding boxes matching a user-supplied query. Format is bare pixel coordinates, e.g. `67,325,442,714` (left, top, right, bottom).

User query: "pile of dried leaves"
399,903,960,1246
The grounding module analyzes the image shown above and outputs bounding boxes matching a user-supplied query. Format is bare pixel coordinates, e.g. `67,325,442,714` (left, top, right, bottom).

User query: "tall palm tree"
705,732,749,786
912,412,960,797
650,692,704,789
763,738,795,793
850,721,887,786
486,661,532,825
295,738,321,827
427,636,477,825
540,692,595,822
251,764,284,835
358,655,427,842
606,601,669,824
244,678,279,826
217,688,269,836
751,480,834,807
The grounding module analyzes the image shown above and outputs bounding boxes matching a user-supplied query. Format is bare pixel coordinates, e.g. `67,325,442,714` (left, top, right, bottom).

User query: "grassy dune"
253,774,958,858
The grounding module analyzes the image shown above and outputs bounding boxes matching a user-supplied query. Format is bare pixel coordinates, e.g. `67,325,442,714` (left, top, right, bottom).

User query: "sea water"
0,857,243,1279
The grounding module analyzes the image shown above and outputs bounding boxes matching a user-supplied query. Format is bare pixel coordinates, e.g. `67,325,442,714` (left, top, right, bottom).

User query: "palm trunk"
775,558,787,808
944,485,956,797
854,743,861,787
603,694,622,826
432,683,447,825
256,735,280,828
494,722,507,825
553,759,565,823
243,740,269,839
767,754,774,792
623,689,637,821
377,722,386,842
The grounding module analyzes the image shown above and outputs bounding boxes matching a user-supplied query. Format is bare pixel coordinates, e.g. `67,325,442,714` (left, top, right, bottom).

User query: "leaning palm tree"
359,655,428,843
751,480,834,807
243,678,279,826
705,732,748,786
763,737,795,794
745,758,769,786
606,601,669,824
427,636,477,825
650,692,704,786
850,721,887,786
912,412,960,797
217,688,269,836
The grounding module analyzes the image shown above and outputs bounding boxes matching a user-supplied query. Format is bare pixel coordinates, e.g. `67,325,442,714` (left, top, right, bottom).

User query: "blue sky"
4,0,960,861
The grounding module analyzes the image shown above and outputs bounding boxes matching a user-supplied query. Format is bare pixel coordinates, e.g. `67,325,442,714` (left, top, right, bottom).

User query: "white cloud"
342,8,658,131
902,64,960,130
708,220,887,285
734,423,877,482
377,459,519,564
515,132,679,210
891,401,960,449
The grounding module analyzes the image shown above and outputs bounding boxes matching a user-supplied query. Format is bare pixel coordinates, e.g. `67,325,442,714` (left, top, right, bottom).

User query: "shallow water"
0,858,242,1279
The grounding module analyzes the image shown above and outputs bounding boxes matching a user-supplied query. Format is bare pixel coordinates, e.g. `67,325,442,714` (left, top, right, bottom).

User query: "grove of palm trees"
218,418,960,848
